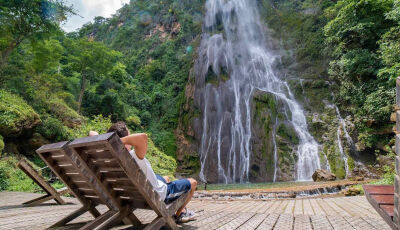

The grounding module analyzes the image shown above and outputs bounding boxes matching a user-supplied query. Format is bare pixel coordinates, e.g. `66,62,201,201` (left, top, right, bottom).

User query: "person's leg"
176,178,197,216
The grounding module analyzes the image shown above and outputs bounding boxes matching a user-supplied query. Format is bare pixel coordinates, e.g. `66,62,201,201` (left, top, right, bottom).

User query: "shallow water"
198,180,350,191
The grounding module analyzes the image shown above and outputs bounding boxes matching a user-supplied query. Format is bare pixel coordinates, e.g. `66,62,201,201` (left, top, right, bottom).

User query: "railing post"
394,77,400,229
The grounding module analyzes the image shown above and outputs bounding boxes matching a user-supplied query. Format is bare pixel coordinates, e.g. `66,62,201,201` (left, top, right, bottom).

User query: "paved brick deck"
0,192,391,229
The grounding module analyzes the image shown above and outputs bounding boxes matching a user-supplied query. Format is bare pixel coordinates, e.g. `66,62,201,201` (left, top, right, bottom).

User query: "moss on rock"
46,98,83,128
277,123,299,145
0,90,41,137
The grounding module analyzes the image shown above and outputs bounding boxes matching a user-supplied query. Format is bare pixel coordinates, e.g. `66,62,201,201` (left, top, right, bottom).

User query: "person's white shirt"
129,149,167,201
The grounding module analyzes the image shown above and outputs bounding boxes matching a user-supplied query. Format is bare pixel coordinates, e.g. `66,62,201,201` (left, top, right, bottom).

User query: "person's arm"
120,133,148,159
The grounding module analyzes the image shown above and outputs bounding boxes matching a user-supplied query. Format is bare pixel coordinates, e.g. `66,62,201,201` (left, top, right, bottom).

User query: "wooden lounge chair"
67,132,188,230
17,158,69,206
36,141,142,229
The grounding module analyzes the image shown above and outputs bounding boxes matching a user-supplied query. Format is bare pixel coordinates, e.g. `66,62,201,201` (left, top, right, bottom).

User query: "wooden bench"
17,158,69,206
67,132,188,230
36,133,188,229
36,141,104,228
364,185,396,230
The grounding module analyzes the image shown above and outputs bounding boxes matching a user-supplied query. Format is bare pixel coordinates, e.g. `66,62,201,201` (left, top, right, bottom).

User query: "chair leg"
143,216,167,230
163,216,178,230
80,210,121,230
23,188,69,206
50,206,90,228
23,194,52,206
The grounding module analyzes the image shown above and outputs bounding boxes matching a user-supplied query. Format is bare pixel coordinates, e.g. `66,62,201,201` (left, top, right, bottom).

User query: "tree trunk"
77,74,87,114
0,40,21,67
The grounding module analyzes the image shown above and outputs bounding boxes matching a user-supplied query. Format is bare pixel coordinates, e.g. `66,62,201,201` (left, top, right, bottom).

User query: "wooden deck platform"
0,192,392,229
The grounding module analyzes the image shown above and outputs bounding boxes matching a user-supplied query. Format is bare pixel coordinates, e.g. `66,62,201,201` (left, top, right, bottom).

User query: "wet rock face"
348,163,379,180
312,169,336,182
250,91,276,182
250,90,299,182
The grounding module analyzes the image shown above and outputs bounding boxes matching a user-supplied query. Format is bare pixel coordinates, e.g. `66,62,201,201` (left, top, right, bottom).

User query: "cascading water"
195,0,321,183
333,105,353,178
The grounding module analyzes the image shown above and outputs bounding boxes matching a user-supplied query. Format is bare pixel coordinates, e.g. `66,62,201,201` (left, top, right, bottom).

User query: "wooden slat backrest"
68,133,170,216
36,141,104,207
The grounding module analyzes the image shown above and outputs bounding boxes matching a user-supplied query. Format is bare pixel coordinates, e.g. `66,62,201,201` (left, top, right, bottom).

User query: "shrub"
0,90,41,137
37,117,72,141
71,115,112,138
150,130,177,157
145,138,177,178
0,157,40,192
46,98,84,128
126,115,142,129
0,135,3,153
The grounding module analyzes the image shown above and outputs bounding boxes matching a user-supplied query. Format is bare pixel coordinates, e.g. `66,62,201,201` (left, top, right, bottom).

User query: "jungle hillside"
1,0,400,190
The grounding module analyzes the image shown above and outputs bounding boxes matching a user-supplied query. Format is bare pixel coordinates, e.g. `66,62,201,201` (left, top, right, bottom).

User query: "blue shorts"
156,174,191,204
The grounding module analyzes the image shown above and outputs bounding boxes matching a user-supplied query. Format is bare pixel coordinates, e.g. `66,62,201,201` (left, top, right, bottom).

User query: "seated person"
90,122,196,223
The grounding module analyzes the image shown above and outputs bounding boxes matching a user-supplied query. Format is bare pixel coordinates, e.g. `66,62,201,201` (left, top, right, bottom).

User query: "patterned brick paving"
0,192,392,229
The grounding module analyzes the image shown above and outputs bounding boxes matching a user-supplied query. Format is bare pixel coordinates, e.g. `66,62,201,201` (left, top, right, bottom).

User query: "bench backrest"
68,132,169,215
36,141,104,207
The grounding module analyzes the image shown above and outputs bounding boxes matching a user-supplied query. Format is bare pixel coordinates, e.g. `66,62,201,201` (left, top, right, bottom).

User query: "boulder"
348,163,379,180
312,169,336,182
28,133,50,150
343,187,362,196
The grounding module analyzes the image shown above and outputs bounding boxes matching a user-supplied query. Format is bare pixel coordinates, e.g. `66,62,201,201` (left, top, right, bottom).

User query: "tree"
31,39,64,73
0,0,74,66
67,38,122,113
324,0,396,149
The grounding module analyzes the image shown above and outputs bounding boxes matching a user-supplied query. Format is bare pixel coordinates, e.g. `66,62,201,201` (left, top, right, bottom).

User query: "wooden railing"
395,77,400,229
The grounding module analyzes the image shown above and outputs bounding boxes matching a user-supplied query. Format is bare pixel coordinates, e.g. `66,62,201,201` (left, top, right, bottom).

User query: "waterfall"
333,105,352,178
273,117,278,182
196,0,321,183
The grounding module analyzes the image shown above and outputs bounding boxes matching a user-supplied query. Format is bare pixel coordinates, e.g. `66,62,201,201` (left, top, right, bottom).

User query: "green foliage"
71,115,112,139
363,87,395,121
0,157,40,192
0,0,74,65
145,138,177,178
150,130,177,157
373,154,395,185
277,123,300,145
46,97,84,127
0,90,41,136
324,0,398,153
76,0,203,153
0,135,3,153
30,39,64,73
324,0,394,56
379,1,400,82
0,0,195,191
126,115,142,129
37,116,71,141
